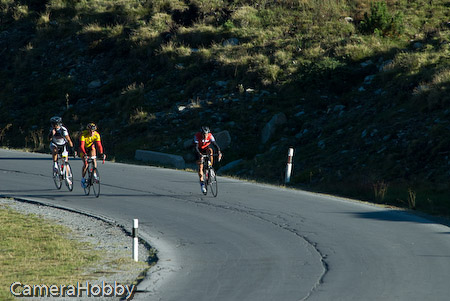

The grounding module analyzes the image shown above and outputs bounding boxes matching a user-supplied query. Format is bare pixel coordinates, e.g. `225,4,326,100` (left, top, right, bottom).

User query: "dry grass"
373,181,389,203
408,188,416,209
0,205,100,301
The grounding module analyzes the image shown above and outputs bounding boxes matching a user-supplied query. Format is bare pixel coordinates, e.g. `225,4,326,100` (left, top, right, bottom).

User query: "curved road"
1,149,450,300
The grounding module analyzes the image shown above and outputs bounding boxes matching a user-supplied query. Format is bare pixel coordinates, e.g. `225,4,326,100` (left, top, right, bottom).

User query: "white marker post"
133,219,138,262
285,147,294,184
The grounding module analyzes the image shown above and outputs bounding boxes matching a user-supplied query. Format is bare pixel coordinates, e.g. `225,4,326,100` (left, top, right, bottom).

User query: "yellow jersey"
80,130,101,148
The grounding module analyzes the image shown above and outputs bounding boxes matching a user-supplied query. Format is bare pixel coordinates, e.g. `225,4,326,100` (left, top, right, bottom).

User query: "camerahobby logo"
10,281,136,299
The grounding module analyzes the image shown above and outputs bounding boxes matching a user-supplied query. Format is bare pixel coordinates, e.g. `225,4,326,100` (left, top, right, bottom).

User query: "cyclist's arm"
212,141,222,161
64,135,76,156
211,140,221,153
193,135,202,156
48,129,54,141
64,135,74,148
80,140,87,155
195,143,203,156
95,140,104,155
209,134,221,154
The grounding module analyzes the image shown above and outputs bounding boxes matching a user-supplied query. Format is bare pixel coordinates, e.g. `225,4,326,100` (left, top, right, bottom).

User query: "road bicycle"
201,154,219,197
83,155,104,198
52,148,74,191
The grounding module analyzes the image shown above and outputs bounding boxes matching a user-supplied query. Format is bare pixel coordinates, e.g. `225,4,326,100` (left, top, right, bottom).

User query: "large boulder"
183,138,194,149
261,113,287,144
217,159,244,175
135,150,185,169
214,130,231,150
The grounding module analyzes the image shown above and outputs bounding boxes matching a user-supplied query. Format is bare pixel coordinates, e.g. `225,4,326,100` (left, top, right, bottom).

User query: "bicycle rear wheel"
92,168,100,198
65,162,73,191
208,167,218,197
53,164,62,190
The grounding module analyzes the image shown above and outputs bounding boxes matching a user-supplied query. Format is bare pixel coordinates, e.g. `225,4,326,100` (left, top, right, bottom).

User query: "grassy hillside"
1,0,450,216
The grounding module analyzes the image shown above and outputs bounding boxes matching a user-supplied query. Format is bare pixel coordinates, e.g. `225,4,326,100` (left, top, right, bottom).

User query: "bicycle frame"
201,155,212,180
83,155,104,198
201,154,219,197
52,149,73,191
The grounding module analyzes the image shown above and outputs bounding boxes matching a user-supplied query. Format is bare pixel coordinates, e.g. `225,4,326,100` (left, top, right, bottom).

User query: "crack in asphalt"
0,168,48,178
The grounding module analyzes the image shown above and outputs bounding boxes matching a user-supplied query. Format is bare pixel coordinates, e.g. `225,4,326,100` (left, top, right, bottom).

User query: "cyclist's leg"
207,147,214,166
81,150,89,178
62,145,69,162
81,156,86,177
60,145,68,178
50,143,58,167
90,146,97,168
197,153,204,182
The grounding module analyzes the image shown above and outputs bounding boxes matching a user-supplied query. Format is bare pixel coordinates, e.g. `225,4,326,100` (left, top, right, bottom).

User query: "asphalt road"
1,148,450,301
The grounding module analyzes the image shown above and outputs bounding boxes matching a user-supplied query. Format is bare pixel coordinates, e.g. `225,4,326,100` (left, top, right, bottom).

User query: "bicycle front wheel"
202,168,208,195
83,174,91,196
53,165,62,190
208,167,218,197
65,162,73,191
92,168,100,198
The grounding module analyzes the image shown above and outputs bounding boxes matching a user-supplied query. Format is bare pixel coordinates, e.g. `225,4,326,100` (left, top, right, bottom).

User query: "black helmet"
87,122,97,131
201,126,210,134
50,116,62,126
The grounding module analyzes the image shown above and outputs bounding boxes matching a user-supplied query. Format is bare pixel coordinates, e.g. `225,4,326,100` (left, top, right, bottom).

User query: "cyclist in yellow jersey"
79,123,105,188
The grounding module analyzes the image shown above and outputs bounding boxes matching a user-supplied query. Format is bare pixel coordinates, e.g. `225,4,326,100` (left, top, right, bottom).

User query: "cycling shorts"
50,142,67,154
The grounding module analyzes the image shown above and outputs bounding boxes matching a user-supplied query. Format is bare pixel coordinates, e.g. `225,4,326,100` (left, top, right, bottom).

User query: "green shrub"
223,19,235,31
260,64,281,84
177,24,223,48
148,0,187,13
12,4,29,20
148,12,172,32
359,1,404,37
231,6,260,28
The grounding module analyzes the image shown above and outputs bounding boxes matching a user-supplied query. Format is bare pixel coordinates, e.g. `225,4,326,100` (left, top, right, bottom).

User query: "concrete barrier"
217,159,243,175
135,150,186,169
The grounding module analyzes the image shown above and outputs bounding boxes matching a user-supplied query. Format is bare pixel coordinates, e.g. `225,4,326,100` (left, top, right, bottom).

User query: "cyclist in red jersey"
195,126,222,193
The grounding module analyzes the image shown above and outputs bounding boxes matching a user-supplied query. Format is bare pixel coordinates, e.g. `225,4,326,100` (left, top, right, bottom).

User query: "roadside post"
133,219,138,262
285,147,294,184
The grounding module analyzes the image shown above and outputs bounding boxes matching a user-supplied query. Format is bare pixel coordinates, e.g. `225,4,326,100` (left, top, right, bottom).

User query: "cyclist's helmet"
50,116,62,126
87,123,97,131
201,126,210,134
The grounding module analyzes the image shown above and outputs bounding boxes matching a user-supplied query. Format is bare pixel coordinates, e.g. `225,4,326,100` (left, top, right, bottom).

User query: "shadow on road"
0,157,51,160
351,210,450,228
0,157,84,161
0,190,195,199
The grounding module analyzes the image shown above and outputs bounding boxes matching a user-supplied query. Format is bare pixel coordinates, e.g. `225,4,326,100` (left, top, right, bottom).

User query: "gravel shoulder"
1,198,155,300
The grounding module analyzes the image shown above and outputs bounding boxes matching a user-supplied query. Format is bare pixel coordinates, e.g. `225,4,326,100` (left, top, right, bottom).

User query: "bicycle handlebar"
201,153,222,162
84,155,106,164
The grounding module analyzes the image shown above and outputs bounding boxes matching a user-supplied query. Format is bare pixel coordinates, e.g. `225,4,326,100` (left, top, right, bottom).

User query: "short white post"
285,147,294,184
133,219,139,262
